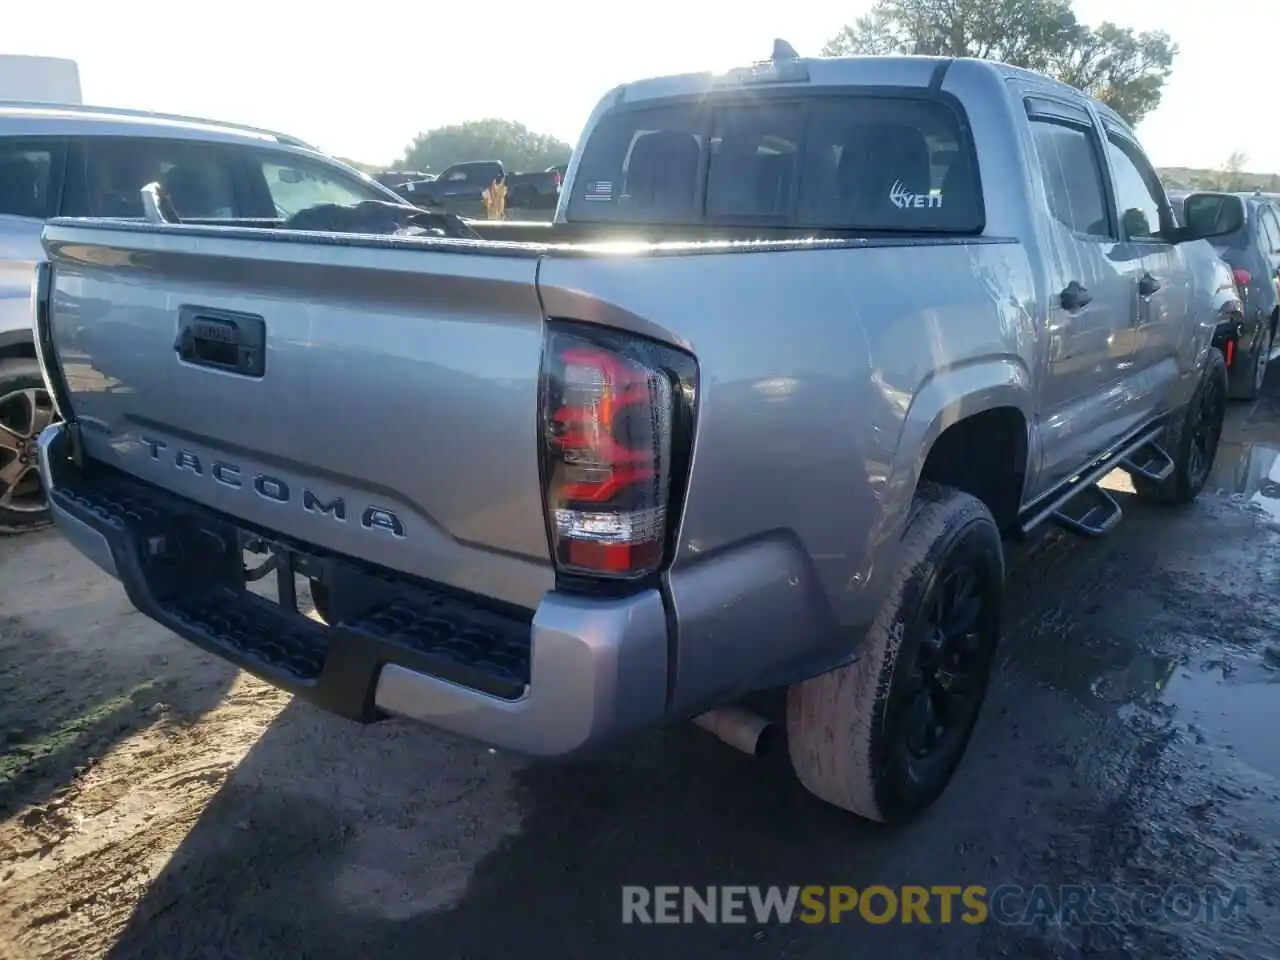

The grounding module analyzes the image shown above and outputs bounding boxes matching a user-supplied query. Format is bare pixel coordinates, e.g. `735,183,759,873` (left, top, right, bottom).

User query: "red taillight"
553,171,562,187
539,324,695,580
1233,268,1251,288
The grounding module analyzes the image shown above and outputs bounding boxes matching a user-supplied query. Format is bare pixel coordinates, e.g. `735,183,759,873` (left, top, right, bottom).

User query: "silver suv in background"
0,101,404,530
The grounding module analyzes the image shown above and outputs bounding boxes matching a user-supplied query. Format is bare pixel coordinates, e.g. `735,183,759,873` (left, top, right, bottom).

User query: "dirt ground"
3,388,1280,959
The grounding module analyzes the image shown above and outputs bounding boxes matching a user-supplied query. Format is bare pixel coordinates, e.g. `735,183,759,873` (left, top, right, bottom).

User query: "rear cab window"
566,91,983,233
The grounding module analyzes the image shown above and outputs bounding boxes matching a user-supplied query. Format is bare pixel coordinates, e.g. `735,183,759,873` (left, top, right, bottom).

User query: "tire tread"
786,483,1000,822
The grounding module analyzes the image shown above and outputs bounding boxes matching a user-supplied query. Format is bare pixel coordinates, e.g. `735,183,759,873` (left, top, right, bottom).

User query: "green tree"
398,119,572,175
1048,22,1179,126
822,0,1177,126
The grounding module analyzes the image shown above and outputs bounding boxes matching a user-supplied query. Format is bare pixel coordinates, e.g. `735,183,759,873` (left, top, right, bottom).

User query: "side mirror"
1173,192,1245,243
277,168,304,184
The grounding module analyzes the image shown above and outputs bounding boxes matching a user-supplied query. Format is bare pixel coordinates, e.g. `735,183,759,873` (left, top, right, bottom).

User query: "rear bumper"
38,422,669,758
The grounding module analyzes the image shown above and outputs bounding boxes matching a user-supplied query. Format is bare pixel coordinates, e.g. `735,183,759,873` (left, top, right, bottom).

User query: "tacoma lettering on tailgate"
139,437,405,538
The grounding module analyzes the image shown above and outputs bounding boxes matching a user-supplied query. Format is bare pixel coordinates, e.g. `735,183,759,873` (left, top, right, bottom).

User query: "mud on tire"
786,484,1004,823
1133,346,1228,504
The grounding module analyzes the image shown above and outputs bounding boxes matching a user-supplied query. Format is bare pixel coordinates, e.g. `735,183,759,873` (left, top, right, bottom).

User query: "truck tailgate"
42,222,553,610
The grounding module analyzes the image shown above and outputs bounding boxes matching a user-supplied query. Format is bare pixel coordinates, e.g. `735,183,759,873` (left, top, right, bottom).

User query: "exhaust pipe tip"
692,706,774,757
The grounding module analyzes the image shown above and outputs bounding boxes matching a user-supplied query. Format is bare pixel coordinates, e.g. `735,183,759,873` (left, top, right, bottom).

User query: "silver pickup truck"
34,51,1242,824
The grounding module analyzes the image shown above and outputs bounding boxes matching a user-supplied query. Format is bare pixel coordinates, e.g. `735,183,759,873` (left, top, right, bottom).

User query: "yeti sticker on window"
889,180,944,210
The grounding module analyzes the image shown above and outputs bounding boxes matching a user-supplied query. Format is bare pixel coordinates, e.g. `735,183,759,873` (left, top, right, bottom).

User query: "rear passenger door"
1023,100,1139,496
1101,128,1188,422
61,137,250,220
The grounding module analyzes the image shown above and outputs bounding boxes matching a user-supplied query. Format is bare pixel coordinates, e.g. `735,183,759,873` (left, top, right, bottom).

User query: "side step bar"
1020,425,1170,539
1120,441,1175,484
1052,484,1122,537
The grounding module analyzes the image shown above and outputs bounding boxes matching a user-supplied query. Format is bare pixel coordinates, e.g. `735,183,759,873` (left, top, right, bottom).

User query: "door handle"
1060,280,1092,311
1138,272,1162,297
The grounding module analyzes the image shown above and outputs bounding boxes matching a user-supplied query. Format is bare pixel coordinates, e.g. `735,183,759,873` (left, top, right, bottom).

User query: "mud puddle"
1019,622,1280,782
1010,432,1280,791
1206,439,1280,521
1091,649,1280,780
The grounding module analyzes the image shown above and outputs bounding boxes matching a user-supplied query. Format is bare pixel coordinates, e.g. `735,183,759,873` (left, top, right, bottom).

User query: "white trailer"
0,55,82,104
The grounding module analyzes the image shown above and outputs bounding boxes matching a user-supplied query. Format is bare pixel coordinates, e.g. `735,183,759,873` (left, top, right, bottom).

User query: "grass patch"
0,680,157,787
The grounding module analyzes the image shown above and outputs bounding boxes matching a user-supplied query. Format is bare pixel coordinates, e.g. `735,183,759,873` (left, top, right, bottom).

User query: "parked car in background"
1170,189,1280,399
397,159,561,214
35,50,1239,824
0,99,407,530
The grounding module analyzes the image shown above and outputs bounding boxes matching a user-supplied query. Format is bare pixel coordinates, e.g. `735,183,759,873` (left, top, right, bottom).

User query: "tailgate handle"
175,307,266,377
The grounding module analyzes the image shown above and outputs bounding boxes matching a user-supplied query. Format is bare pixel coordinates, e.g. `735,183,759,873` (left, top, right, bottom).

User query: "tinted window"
705,104,801,219
567,96,983,232
441,163,501,185
1105,136,1164,240
571,105,706,223
78,138,238,219
0,139,60,218
1259,206,1280,253
798,98,979,231
1029,120,1110,237
253,153,386,218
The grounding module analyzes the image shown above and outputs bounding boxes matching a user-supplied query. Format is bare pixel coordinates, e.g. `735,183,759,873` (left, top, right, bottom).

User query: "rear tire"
1133,347,1228,504
786,484,1004,823
0,359,56,534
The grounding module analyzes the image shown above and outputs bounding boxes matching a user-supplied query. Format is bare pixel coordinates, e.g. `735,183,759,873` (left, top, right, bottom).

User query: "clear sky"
4,0,1275,173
